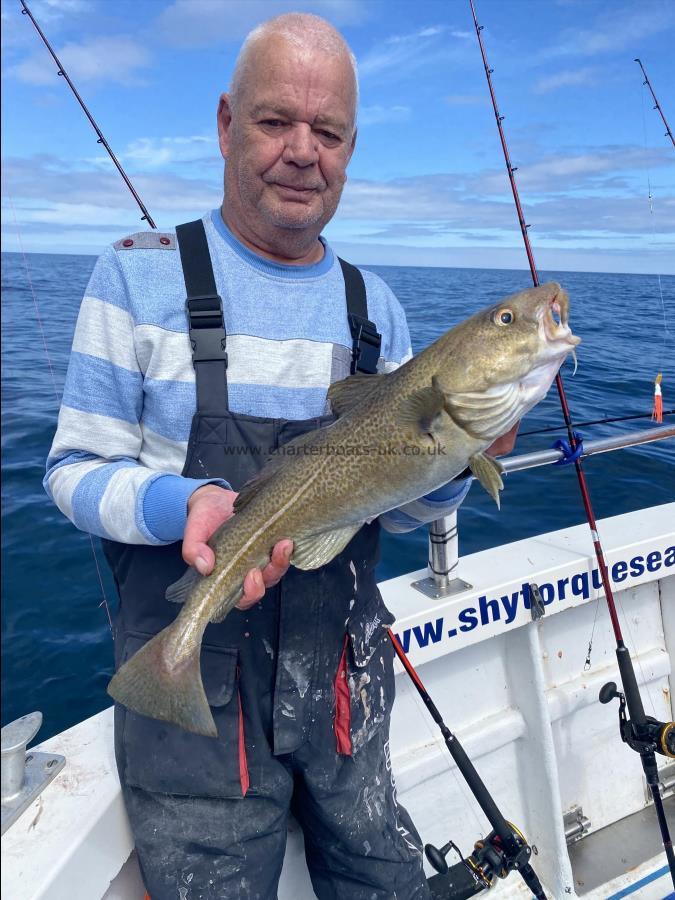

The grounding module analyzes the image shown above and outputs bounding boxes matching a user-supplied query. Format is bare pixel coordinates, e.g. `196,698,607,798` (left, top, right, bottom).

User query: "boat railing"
415,423,675,600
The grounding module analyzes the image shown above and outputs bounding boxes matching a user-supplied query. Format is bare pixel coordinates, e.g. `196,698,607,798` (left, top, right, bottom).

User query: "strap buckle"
186,295,227,364
348,313,381,374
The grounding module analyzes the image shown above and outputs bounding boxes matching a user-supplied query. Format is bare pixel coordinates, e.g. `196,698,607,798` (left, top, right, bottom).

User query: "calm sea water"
2,251,674,740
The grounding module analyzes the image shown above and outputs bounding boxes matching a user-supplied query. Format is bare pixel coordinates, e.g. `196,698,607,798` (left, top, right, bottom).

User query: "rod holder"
412,513,472,599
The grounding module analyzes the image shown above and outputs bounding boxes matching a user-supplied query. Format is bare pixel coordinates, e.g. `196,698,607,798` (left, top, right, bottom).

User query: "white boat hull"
3,504,674,899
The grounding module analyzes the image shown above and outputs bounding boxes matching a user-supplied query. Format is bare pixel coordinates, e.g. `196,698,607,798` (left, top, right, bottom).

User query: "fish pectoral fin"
165,566,202,604
327,372,383,416
292,524,362,570
469,452,505,509
398,380,447,436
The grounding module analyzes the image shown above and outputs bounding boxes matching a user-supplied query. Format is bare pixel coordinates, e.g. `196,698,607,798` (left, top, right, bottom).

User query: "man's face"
218,35,357,242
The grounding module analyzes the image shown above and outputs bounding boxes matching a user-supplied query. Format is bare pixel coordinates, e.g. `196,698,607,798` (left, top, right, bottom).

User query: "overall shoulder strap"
337,258,382,375
176,219,228,412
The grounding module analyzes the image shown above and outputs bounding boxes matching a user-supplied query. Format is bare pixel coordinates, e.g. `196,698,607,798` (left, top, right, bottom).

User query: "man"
45,13,516,899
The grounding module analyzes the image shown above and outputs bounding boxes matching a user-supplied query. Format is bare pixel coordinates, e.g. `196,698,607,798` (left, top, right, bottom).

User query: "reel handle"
599,681,620,704
425,839,458,874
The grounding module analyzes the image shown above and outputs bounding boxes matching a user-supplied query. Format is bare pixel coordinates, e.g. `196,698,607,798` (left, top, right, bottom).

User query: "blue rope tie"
552,431,584,465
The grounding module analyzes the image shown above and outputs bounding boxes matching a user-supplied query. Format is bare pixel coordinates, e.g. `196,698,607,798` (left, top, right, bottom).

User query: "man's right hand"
183,484,293,610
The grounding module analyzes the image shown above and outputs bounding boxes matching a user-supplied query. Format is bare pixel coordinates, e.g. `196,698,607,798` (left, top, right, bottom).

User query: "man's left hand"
486,421,519,458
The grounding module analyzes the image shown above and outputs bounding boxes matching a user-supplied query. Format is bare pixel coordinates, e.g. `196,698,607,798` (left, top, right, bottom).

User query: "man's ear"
217,93,233,160
346,126,357,166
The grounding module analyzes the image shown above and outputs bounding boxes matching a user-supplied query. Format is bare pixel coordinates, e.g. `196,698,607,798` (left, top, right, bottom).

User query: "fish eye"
494,308,514,326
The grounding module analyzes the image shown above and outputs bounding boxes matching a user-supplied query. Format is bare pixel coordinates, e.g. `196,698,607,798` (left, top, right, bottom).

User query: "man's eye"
317,130,340,142
261,119,285,128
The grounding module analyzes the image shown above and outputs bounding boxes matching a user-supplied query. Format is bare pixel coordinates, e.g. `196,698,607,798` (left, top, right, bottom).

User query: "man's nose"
282,123,319,167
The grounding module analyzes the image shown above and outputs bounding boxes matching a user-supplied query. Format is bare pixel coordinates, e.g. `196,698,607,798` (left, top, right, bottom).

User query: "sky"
2,0,674,273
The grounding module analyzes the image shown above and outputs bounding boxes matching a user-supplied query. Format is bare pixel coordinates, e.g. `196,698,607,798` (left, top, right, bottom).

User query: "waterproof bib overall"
103,220,429,900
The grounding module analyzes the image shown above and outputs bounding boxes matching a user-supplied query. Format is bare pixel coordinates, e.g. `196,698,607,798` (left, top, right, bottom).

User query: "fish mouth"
538,288,580,348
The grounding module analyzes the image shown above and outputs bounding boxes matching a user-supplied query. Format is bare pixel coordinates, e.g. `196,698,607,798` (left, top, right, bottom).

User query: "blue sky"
2,0,674,273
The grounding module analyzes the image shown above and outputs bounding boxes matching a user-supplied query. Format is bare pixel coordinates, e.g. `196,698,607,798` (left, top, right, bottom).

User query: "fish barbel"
108,282,580,736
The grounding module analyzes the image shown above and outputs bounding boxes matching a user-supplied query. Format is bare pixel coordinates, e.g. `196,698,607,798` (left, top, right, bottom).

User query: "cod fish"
108,282,580,736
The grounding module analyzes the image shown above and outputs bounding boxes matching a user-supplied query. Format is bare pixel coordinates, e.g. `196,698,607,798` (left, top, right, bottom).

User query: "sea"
1,251,674,741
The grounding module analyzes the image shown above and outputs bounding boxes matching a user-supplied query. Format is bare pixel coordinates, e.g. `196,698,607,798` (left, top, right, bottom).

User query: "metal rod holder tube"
501,425,674,475
412,512,473,599
429,513,458,589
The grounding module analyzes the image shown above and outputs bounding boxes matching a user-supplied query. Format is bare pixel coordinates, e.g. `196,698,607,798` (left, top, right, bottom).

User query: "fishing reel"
426,821,535,897
599,681,675,759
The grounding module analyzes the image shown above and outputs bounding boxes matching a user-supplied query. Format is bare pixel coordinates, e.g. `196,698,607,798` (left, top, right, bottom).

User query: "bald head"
217,13,359,263
230,13,359,129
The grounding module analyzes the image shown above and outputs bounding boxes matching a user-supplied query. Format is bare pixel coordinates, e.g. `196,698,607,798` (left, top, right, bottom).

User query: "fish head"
439,282,581,441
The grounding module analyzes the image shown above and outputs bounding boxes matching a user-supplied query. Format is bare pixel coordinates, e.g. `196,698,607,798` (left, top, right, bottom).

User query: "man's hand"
183,484,293,610
485,421,520,458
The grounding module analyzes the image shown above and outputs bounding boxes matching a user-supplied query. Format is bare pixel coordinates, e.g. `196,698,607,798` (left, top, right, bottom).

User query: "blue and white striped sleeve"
44,246,224,546
366,272,472,533
379,479,473,534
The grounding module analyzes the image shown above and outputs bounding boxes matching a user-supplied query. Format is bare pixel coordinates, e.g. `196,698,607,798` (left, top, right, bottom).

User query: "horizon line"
2,248,674,280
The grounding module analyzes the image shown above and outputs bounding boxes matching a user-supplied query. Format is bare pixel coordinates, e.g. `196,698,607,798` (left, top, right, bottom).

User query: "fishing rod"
634,58,675,149
19,0,156,229
520,408,674,437
469,0,675,886
388,630,547,899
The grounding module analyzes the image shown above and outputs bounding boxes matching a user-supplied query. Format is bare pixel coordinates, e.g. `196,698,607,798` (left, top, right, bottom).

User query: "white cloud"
533,67,598,94
8,35,150,86
2,0,89,28
540,2,675,59
155,0,367,49
358,25,447,78
358,105,410,126
335,157,675,240
1,0,89,51
31,0,88,14
2,154,220,220
121,135,218,169
3,143,674,267
473,146,674,195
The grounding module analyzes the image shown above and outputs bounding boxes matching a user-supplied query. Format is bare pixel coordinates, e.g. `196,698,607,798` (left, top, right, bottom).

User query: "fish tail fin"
107,628,217,737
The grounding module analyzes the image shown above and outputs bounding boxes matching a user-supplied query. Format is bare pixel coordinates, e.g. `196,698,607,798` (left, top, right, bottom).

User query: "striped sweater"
44,209,471,546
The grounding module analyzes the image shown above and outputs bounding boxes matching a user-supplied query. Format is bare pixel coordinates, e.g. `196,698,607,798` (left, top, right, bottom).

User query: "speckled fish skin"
108,282,580,736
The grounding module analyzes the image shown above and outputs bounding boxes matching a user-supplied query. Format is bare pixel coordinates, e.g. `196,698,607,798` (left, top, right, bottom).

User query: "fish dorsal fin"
398,378,447,436
233,466,276,514
327,372,383,417
233,430,322,513
469,451,504,508
292,523,362,570
445,382,520,440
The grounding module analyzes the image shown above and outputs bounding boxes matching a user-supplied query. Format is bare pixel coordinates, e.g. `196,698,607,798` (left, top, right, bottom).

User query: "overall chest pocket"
338,590,397,755
115,634,249,799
